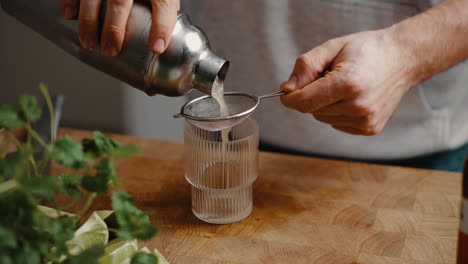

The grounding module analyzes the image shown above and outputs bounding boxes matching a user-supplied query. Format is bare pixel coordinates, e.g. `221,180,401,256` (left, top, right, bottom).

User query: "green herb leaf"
0,255,13,264
0,190,47,264
0,190,37,231
1,87,156,264
82,132,139,160
82,132,120,158
0,226,17,249
19,94,41,122
131,252,157,264
112,191,158,241
81,158,118,194
82,138,99,157
59,174,83,198
94,132,119,154
49,136,87,169
0,105,25,129
19,175,56,200
81,173,109,194
0,144,33,179
95,158,117,185
41,215,76,257
14,243,41,264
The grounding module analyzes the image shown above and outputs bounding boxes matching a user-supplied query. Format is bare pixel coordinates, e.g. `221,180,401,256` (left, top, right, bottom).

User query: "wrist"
376,26,424,93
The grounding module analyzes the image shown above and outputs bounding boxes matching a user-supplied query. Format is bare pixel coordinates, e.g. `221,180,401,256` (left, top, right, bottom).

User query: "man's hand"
60,0,180,56
280,30,419,136
281,0,468,136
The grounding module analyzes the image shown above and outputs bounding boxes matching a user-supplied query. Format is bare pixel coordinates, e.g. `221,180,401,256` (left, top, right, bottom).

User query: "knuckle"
105,23,125,35
343,76,362,95
296,54,313,72
323,39,338,49
362,118,381,136
352,104,369,116
342,69,367,96
351,101,373,116
364,127,381,136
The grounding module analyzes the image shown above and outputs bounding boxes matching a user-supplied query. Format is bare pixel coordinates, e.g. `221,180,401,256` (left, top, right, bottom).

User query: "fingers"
100,0,134,56
310,100,371,117
60,0,79,19
78,0,103,49
317,115,383,136
281,71,360,113
75,0,179,55
149,0,179,54
314,115,368,129
282,38,348,93
312,97,389,136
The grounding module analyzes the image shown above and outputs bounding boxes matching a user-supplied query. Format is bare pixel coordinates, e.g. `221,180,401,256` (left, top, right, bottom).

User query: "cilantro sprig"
0,84,164,264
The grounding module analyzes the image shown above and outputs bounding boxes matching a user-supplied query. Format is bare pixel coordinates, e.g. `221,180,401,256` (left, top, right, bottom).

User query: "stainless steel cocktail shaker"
0,0,229,96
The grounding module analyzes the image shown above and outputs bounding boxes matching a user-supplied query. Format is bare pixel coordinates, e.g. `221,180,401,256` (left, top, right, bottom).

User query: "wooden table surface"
56,128,462,264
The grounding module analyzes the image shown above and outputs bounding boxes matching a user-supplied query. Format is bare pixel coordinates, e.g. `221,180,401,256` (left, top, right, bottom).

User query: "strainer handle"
258,70,330,100
258,91,287,99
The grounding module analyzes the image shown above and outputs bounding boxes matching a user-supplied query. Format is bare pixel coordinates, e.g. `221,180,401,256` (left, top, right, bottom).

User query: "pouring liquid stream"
211,76,231,188
211,76,231,143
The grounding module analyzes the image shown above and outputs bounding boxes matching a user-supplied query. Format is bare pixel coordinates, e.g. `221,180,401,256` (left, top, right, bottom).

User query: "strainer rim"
174,92,260,121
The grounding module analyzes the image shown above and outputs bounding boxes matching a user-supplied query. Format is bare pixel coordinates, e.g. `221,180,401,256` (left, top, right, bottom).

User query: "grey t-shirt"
182,0,468,160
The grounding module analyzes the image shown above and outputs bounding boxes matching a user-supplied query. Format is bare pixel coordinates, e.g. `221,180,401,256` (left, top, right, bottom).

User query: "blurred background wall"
0,9,185,142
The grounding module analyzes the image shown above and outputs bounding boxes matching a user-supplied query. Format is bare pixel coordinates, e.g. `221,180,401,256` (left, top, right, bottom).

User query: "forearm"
386,0,468,85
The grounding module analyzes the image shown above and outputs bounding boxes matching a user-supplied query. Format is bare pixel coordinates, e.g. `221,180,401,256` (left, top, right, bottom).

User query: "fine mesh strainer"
174,91,285,131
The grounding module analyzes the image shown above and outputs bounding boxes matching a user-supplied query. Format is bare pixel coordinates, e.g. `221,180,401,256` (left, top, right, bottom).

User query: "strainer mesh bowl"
176,92,259,131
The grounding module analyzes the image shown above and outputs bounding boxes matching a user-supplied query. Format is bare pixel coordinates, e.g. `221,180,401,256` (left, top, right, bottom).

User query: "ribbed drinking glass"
184,117,259,224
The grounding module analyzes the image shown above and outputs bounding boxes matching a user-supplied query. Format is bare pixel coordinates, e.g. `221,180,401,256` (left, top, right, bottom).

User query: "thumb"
282,38,348,93
149,0,179,54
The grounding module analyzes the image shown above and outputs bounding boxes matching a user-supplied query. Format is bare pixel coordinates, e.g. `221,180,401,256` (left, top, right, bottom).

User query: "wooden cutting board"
55,128,462,264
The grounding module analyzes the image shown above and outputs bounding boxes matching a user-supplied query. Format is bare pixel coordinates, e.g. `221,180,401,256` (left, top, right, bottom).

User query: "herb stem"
29,157,39,177
0,180,18,193
40,83,56,143
26,125,47,148
76,193,97,218
37,151,51,175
